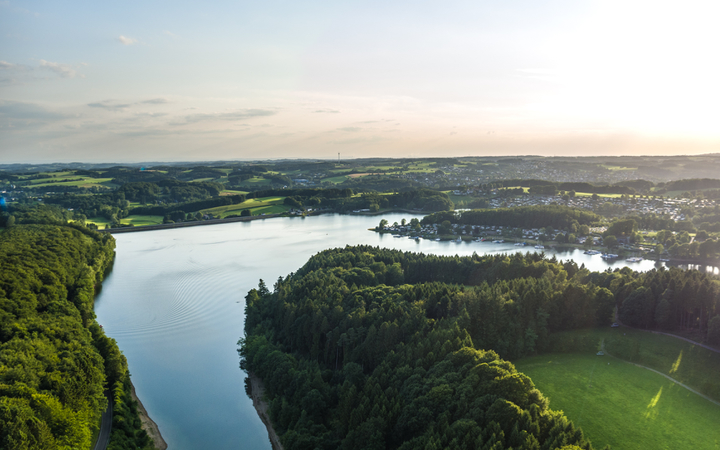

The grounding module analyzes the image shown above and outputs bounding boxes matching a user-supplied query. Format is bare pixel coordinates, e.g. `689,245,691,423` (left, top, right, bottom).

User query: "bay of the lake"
93,213,712,449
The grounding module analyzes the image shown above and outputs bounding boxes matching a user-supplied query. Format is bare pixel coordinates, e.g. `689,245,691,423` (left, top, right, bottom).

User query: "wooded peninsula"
240,246,720,450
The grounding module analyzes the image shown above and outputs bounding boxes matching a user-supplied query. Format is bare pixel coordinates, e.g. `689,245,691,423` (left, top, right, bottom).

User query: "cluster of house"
384,221,583,243
478,193,717,221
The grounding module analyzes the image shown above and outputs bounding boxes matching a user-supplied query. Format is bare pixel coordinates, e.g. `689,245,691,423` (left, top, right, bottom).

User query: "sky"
1,0,720,163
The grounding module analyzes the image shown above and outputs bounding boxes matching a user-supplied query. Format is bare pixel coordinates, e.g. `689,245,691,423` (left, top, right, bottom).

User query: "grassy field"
86,215,163,228
24,176,116,188
516,353,720,450
121,215,164,226
573,192,624,198
547,327,720,401
200,196,288,218
322,175,349,184
600,164,638,171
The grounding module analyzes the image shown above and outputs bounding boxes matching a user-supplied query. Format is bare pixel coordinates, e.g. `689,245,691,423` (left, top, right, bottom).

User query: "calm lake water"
93,213,707,449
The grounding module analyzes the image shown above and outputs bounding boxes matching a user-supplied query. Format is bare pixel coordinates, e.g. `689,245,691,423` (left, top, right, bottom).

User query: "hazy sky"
2,0,719,163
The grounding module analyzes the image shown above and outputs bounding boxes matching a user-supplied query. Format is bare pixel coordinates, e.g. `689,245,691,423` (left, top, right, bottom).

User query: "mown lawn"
516,353,720,450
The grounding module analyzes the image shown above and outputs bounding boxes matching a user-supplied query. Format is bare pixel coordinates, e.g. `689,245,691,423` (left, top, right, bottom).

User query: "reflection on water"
673,263,720,275
93,213,717,449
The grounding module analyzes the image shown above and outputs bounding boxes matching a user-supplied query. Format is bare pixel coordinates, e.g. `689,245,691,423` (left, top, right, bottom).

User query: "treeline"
490,178,720,196
0,208,152,449
129,194,246,216
241,247,623,450
41,178,225,223
491,179,636,195
422,205,601,231
613,266,720,341
283,189,453,213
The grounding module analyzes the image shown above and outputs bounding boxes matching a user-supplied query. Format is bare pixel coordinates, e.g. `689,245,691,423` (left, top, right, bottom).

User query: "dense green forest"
241,246,720,450
0,208,151,449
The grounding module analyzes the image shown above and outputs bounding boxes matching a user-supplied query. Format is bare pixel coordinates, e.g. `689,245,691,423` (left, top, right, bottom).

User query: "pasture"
516,353,720,450
200,196,288,218
546,327,720,401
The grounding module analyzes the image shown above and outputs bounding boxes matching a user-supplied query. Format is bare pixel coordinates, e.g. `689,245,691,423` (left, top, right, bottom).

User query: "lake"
93,213,694,449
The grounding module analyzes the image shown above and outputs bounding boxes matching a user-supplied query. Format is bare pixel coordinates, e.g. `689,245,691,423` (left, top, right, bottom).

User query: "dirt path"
249,372,284,450
604,350,720,407
130,381,168,450
642,329,720,354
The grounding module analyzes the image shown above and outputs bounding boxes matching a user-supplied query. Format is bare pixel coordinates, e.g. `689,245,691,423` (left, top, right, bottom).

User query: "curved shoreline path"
93,393,113,450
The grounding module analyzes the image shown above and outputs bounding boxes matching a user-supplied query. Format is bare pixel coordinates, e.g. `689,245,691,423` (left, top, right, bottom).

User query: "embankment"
130,381,168,450
249,372,284,450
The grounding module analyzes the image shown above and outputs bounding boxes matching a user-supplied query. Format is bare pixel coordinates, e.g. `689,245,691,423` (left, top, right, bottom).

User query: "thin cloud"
337,127,362,132
39,60,83,78
118,35,138,45
0,61,18,70
87,98,169,110
314,109,340,114
174,109,277,125
87,100,131,110
0,101,67,129
163,30,178,38
330,136,388,145
140,98,169,104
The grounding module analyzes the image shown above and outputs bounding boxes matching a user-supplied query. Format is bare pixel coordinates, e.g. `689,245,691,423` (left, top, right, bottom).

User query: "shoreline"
130,380,168,450
100,208,428,234
249,372,284,450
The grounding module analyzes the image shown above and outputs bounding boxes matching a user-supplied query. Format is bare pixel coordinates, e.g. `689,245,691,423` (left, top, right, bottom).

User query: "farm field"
516,353,720,450
573,192,624,198
322,175,349,184
24,176,116,188
86,215,163,228
200,196,289,218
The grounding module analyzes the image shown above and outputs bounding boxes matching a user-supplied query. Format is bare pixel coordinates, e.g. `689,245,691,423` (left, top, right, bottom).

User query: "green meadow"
600,164,638,171
26,176,116,188
200,196,288,218
547,327,720,401
516,353,720,450
573,192,624,198
322,175,350,184
86,215,163,228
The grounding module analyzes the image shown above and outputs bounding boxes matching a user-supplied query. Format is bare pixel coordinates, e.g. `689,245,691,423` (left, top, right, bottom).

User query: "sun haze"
1,0,719,162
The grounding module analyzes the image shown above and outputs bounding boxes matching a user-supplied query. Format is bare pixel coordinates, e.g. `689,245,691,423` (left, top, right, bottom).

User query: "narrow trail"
614,311,720,355
603,350,720,408
640,329,720,355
